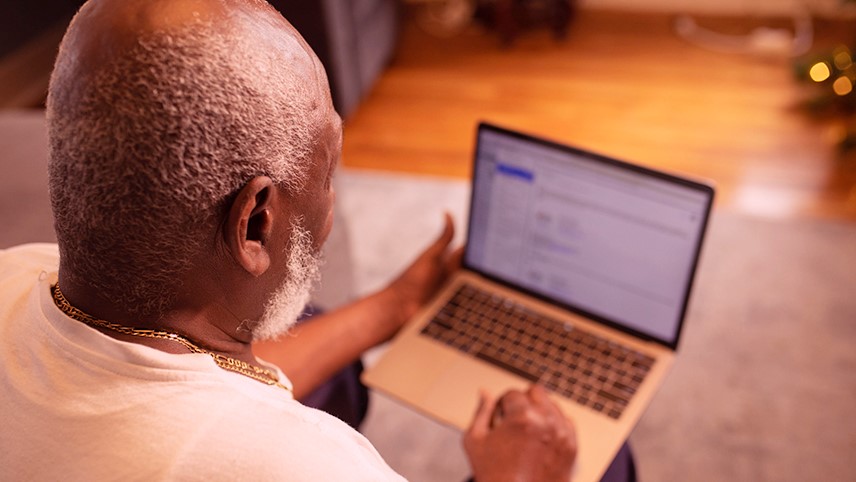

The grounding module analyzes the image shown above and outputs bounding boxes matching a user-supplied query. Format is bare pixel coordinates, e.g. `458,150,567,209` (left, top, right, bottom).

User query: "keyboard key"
474,351,539,383
597,389,628,405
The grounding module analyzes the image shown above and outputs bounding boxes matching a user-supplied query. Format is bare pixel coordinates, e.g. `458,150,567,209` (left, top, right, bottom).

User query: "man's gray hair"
47,18,321,317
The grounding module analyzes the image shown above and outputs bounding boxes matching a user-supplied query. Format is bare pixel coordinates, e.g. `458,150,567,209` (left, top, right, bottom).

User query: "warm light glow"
833,76,853,96
809,62,831,82
833,50,852,70
733,186,809,219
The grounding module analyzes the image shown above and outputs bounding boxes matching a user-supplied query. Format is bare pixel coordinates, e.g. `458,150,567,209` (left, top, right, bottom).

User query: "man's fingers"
466,389,497,438
528,384,559,412
527,383,549,402
497,390,529,418
527,384,577,450
528,384,565,420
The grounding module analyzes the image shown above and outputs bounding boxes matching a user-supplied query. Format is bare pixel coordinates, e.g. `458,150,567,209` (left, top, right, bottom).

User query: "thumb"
466,389,497,439
426,212,455,256
445,245,465,273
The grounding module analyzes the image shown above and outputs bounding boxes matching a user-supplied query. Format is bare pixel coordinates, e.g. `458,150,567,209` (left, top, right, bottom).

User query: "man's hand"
464,385,578,482
382,213,462,336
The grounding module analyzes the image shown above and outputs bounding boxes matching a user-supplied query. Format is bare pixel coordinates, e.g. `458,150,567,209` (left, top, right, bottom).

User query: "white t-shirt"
0,243,405,481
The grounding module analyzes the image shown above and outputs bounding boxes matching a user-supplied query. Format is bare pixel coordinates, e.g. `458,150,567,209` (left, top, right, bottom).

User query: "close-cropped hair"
47,18,320,317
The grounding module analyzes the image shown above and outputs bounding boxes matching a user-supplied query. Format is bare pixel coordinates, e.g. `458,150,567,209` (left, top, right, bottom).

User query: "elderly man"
0,0,579,480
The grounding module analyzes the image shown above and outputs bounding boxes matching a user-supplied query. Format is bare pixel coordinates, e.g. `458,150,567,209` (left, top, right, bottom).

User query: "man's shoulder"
0,243,58,305
0,243,59,278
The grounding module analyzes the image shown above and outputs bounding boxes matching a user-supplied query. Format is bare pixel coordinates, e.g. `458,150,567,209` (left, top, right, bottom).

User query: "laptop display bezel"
462,122,715,351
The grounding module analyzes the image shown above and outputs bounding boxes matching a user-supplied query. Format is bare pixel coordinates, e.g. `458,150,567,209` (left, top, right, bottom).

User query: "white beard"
250,222,322,341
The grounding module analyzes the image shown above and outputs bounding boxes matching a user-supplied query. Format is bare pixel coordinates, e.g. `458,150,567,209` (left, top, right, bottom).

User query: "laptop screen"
465,124,714,348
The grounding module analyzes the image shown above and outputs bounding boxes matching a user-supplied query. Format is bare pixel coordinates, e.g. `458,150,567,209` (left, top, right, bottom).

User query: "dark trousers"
300,357,370,430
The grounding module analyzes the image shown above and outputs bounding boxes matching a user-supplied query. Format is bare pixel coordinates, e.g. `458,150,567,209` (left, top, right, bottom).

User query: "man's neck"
55,272,258,364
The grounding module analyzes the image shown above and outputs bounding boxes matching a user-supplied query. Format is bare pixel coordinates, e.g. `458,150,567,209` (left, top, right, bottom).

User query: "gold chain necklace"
51,283,291,393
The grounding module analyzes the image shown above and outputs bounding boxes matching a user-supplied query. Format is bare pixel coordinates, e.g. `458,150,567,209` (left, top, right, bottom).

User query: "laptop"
362,122,714,481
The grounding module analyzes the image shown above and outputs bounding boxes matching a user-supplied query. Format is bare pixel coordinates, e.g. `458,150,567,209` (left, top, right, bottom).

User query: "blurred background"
1,1,855,481
2,0,855,219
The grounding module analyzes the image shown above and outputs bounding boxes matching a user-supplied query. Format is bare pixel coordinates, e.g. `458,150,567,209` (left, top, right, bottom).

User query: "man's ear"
224,176,278,277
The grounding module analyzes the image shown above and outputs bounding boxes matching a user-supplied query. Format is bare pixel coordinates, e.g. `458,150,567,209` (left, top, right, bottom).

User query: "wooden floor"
342,10,856,221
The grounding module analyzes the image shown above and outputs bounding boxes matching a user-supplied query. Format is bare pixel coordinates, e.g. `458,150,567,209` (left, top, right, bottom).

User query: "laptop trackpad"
420,358,530,429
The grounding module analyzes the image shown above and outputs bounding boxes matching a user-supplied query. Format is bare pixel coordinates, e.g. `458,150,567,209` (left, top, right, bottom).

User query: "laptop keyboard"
420,283,656,419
